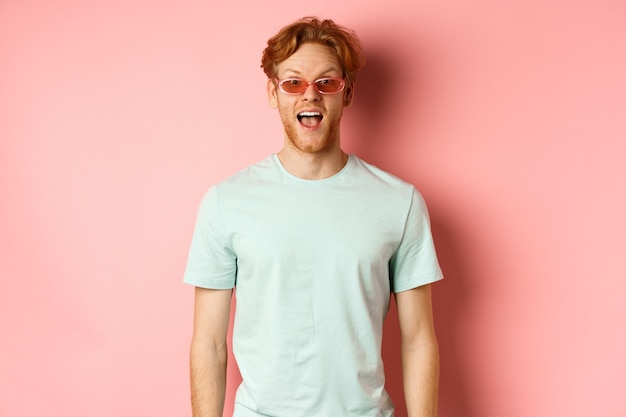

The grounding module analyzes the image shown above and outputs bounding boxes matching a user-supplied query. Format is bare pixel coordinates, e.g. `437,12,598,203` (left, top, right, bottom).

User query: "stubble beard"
281,114,342,154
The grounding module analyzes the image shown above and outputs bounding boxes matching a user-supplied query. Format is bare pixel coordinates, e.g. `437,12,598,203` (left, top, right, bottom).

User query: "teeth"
298,111,321,117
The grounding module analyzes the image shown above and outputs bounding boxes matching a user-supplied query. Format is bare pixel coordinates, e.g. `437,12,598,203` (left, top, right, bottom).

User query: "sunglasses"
275,77,346,95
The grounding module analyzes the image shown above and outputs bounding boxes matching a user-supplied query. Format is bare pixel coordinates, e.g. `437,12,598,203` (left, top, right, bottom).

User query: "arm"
190,287,233,417
395,284,440,417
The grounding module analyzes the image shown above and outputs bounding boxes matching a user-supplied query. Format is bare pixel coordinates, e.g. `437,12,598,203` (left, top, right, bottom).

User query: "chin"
285,124,340,154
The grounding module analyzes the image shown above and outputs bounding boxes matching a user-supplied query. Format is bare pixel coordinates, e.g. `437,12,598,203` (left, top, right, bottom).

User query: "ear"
343,84,354,107
267,79,278,109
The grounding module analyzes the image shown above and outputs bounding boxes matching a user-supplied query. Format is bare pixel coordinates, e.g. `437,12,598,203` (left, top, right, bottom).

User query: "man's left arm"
395,283,439,417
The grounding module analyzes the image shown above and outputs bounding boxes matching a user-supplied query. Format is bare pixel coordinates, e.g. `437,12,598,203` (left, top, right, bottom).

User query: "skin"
396,284,440,417
267,42,353,180
190,41,439,417
190,288,232,417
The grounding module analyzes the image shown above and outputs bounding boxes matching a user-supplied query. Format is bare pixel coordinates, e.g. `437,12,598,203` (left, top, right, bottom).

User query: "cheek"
328,100,346,118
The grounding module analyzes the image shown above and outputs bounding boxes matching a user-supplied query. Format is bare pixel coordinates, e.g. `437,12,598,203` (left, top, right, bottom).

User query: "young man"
184,17,443,417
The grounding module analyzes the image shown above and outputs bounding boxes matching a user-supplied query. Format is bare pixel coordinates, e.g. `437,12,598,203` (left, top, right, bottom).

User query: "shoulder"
348,156,432,217
218,155,277,187
349,155,416,195
203,155,277,197
196,155,279,212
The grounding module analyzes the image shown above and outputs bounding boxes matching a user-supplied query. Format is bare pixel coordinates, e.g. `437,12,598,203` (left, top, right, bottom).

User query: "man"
184,17,443,417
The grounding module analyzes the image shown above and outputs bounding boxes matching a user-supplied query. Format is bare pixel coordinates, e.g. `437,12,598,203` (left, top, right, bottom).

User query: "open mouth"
297,111,323,128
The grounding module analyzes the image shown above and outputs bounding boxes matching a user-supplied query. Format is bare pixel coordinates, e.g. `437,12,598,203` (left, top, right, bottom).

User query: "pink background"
1,1,625,416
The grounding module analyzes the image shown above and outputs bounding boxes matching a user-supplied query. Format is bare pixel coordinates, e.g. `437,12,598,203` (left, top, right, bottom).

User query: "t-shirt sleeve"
183,186,237,289
389,187,443,293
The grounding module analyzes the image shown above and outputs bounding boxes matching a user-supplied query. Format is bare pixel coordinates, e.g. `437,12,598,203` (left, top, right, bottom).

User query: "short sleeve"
389,188,443,293
183,186,237,289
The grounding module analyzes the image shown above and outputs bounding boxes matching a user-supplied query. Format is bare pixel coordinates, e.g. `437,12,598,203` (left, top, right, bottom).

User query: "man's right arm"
190,287,233,417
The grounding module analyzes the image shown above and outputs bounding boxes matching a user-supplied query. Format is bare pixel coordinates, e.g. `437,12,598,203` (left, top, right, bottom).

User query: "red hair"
261,17,365,91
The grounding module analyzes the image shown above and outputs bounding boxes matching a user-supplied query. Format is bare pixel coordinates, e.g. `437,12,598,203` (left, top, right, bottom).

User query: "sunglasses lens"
315,78,344,93
280,79,306,94
278,78,345,94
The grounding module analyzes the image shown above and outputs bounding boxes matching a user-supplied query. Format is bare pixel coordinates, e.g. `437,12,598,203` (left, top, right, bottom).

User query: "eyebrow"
281,67,342,78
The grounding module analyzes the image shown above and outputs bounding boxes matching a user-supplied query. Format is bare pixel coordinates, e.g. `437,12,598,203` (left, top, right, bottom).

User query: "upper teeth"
299,112,321,117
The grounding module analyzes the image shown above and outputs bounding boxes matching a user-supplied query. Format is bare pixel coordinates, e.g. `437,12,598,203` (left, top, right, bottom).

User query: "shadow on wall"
351,43,479,417
346,47,403,160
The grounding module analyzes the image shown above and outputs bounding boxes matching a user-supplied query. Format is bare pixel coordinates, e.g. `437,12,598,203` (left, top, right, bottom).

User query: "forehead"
276,42,343,77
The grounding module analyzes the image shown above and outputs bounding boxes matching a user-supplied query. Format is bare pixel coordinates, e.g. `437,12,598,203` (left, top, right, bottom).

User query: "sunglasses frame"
275,77,346,95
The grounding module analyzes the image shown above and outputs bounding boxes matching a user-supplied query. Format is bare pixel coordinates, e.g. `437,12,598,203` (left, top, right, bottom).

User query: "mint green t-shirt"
184,154,443,417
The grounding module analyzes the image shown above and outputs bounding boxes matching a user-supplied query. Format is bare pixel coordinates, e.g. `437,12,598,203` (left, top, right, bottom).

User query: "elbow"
190,336,229,364
401,332,439,355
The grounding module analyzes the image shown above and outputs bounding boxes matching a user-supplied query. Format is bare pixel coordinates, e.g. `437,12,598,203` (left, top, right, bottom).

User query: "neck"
277,147,349,180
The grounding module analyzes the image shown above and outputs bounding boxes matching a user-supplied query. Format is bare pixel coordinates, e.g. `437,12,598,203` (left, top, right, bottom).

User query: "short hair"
261,17,365,91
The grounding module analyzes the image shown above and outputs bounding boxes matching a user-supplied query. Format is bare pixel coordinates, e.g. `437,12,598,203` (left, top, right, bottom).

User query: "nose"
301,82,322,101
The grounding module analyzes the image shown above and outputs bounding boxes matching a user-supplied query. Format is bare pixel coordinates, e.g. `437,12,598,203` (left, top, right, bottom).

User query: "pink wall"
1,1,625,416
